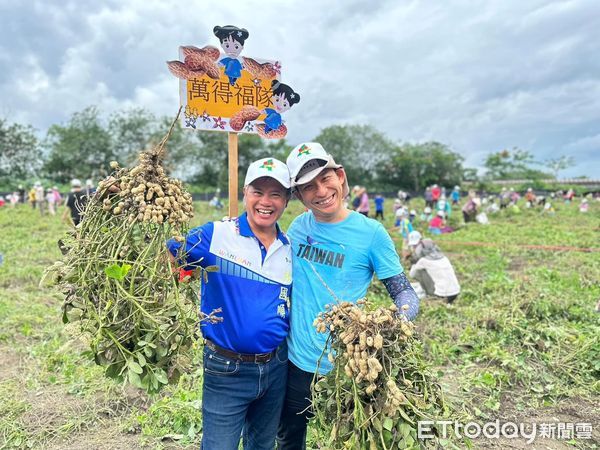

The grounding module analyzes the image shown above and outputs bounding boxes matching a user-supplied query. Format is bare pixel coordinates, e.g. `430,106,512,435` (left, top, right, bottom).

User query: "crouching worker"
168,158,293,450
407,231,460,304
405,230,443,264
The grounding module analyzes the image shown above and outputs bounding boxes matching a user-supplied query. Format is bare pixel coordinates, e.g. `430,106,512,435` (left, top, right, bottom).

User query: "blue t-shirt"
287,211,403,374
220,57,243,78
167,213,292,354
374,196,384,211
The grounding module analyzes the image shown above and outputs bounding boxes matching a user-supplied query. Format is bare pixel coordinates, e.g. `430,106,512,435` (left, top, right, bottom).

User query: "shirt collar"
237,212,289,245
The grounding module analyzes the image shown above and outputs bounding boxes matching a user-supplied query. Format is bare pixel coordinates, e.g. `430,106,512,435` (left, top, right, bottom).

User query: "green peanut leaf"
128,370,143,388
155,369,168,385
383,417,394,431
128,360,143,374
104,263,132,281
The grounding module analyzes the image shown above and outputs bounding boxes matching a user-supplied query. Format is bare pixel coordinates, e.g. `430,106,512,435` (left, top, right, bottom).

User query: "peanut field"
0,198,598,449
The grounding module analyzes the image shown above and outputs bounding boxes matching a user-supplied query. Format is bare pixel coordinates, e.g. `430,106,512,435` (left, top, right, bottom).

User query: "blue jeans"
201,342,288,450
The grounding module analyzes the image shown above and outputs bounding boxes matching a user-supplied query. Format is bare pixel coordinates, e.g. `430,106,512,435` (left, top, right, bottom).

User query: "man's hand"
103,176,121,194
96,176,121,200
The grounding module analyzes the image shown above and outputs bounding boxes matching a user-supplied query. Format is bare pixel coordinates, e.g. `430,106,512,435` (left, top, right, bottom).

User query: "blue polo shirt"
167,213,292,354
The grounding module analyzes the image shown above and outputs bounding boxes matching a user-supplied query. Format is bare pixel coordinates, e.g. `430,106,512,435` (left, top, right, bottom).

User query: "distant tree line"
0,107,576,192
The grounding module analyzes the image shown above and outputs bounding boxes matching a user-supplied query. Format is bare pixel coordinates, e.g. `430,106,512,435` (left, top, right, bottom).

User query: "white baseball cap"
408,230,422,246
286,142,349,196
71,178,82,187
244,157,291,189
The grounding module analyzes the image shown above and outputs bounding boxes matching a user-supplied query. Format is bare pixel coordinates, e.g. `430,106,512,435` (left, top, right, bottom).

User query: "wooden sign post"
228,132,238,217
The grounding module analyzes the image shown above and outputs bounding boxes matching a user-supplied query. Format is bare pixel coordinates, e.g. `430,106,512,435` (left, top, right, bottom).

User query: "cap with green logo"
244,157,291,189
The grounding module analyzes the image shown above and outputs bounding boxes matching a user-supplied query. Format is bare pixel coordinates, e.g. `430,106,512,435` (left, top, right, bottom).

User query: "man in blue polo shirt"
167,157,292,450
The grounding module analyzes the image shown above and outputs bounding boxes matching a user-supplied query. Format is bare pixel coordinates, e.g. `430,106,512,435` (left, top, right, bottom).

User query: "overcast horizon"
2,0,600,178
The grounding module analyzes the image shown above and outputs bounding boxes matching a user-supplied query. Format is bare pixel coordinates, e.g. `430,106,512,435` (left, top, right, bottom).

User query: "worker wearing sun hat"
33,181,46,215
62,179,87,226
168,157,292,450
408,229,460,305
406,230,443,264
277,143,420,449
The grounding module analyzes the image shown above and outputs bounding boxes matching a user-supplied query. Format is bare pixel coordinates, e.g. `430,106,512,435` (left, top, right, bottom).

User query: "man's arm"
381,273,420,321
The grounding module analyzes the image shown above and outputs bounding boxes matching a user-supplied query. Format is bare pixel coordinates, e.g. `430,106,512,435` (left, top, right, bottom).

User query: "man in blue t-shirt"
276,143,420,449
168,157,292,450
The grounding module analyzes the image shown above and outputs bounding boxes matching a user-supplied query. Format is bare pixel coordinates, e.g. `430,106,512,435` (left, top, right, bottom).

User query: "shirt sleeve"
409,257,426,278
166,222,214,270
370,222,403,280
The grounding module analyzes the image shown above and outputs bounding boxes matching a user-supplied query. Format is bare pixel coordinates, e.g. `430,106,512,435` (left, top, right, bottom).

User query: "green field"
1,199,599,449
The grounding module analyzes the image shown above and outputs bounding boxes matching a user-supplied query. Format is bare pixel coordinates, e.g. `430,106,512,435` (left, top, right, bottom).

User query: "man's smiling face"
296,168,347,222
244,177,288,233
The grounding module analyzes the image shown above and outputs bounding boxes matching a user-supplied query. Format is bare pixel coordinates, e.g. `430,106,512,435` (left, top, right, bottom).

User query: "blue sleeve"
167,222,214,270
264,110,282,130
370,222,403,280
381,273,420,321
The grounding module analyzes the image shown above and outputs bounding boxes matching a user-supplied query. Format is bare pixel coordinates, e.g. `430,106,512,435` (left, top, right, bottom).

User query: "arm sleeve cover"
381,272,420,321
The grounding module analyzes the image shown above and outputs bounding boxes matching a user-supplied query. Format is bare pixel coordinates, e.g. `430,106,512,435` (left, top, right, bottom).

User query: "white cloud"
1,0,599,177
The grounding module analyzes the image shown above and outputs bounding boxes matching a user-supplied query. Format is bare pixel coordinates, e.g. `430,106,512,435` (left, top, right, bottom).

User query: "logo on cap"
260,159,275,171
297,144,310,157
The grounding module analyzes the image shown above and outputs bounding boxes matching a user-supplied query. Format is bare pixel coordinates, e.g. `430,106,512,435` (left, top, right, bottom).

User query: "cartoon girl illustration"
262,80,300,134
213,25,249,86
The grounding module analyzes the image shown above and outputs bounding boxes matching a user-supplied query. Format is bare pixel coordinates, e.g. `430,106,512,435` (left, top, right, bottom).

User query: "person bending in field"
168,158,292,450
276,142,419,449
404,230,442,265
407,231,460,305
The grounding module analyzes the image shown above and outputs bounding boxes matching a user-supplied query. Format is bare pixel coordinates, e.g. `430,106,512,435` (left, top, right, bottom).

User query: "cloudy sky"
2,0,599,177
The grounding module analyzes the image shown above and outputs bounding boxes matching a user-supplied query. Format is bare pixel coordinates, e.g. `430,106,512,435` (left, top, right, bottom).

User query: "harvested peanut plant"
312,300,458,449
46,115,219,394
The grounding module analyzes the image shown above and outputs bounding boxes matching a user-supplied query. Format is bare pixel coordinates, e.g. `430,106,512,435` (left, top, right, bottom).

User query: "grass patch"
1,198,599,448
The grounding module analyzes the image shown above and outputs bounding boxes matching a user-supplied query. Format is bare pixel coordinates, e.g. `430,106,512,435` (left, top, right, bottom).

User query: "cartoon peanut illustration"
230,106,262,131
167,45,220,80
242,57,278,80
